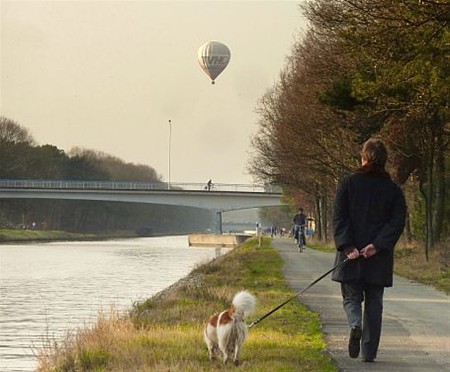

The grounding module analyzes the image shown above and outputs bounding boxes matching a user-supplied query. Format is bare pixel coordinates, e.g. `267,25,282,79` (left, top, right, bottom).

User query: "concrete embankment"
188,233,253,247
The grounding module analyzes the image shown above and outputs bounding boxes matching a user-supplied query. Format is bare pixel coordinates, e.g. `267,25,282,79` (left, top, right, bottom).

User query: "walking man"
332,138,407,362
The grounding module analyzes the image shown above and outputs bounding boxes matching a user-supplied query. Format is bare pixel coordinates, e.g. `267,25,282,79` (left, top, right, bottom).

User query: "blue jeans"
340,282,384,360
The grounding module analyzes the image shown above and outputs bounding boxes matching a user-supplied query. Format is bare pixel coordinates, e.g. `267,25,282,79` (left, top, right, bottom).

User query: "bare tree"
0,116,35,145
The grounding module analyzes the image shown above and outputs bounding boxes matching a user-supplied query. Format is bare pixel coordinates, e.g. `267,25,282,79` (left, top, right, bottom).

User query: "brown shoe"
348,326,362,358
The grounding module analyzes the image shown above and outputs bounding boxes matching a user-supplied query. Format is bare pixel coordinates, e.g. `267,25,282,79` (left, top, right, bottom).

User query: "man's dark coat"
331,164,407,287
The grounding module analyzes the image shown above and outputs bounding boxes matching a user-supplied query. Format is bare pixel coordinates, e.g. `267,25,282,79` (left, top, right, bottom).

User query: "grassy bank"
393,241,450,293
0,228,139,243
37,237,337,371
308,239,450,294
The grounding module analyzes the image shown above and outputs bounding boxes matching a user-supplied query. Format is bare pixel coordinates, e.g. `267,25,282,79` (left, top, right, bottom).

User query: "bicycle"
204,181,215,191
297,225,306,253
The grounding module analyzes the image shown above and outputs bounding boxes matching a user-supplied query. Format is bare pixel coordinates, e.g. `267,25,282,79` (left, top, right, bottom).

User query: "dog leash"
248,257,349,329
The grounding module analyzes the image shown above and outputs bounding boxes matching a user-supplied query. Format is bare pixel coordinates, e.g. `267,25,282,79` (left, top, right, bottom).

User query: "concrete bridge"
0,179,283,211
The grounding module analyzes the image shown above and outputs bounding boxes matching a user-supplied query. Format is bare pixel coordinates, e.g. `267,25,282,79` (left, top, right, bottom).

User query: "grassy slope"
37,237,337,371
393,242,450,294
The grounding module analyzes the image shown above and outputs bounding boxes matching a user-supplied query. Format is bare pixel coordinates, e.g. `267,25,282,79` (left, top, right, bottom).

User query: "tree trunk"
315,194,322,240
320,189,329,243
425,140,435,261
404,208,412,243
432,134,445,244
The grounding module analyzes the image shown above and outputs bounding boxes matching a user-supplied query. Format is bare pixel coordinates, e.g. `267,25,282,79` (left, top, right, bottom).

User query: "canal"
0,236,227,371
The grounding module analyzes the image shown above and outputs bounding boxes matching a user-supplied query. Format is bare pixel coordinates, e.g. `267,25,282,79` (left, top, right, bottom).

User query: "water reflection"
0,236,228,371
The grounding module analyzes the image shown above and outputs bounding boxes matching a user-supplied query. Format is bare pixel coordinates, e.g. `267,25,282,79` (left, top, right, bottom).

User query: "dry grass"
394,240,450,294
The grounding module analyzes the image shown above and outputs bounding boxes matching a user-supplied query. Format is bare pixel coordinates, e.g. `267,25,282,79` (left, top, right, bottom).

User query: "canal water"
0,236,228,371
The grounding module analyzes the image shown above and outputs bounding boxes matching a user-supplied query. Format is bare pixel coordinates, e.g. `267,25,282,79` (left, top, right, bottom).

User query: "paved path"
272,237,450,371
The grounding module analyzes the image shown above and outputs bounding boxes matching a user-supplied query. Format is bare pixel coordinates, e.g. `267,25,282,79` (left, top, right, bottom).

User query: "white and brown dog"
204,291,256,366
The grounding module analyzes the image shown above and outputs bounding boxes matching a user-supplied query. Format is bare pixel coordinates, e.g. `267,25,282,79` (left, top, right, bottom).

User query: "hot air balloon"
197,41,231,84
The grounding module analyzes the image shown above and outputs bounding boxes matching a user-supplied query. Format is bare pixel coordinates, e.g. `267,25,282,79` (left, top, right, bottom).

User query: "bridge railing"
0,179,282,194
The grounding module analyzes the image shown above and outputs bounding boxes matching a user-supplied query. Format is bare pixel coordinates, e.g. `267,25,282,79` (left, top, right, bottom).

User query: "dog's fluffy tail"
232,291,256,319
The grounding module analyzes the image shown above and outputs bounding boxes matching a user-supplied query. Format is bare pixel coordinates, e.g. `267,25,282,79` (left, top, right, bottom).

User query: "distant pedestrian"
270,224,276,237
332,138,406,363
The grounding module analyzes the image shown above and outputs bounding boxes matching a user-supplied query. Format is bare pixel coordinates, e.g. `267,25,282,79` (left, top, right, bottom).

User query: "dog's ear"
209,313,219,327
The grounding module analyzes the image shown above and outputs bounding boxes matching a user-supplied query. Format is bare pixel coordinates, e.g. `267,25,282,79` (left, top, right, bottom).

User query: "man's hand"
344,247,360,260
360,244,377,258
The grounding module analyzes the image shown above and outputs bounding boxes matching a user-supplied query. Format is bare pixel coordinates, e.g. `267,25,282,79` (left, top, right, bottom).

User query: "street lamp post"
168,119,172,190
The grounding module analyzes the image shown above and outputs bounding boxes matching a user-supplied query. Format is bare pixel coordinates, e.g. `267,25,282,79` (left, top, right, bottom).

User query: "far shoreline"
0,228,188,244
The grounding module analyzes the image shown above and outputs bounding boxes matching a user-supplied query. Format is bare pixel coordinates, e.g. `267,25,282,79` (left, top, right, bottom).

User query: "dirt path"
272,237,450,371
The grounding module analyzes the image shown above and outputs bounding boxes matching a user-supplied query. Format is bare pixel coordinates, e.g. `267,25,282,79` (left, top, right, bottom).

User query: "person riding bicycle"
293,208,307,247
205,179,213,191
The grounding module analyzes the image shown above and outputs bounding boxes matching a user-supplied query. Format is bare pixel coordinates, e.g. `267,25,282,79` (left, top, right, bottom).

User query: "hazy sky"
1,0,307,184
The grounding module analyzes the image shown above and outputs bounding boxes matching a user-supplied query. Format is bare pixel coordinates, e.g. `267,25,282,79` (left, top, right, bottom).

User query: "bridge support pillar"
216,210,223,234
